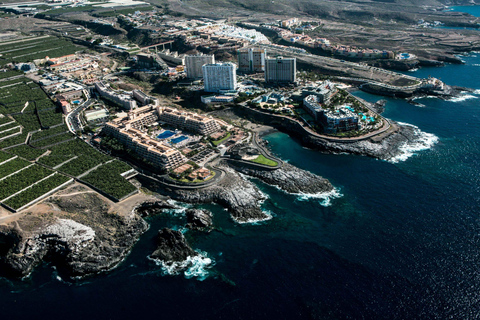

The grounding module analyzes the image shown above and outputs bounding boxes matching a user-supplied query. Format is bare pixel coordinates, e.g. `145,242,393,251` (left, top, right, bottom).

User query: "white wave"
472,63,480,66
413,95,437,100
408,68,419,72
234,210,274,225
293,187,343,207
448,94,478,102
473,89,480,95
149,250,214,281
388,122,439,163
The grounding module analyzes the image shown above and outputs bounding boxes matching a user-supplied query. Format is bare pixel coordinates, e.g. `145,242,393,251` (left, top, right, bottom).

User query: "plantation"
37,109,63,128
39,139,110,170
0,158,31,179
58,155,105,177
8,144,46,161
0,126,21,140
0,116,14,125
0,164,53,200
0,70,22,80
0,132,27,149
0,150,14,163
0,36,79,66
12,109,41,132
82,161,136,200
31,125,69,141
3,173,71,210
0,122,21,132
31,132,74,148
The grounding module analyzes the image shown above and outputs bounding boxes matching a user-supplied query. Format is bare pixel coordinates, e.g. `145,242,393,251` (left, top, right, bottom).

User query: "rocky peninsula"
0,189,148,279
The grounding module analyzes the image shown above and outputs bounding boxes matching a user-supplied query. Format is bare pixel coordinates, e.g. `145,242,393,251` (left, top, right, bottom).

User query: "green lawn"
212,132,231,146
251,154,278,167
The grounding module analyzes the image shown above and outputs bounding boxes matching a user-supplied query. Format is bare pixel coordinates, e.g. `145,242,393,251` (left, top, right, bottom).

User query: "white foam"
149,250,214,281
448,94,478,102
473,89,480,95
388,122,439,163
234,209,274,225
408,68,419,72
293,188,343,207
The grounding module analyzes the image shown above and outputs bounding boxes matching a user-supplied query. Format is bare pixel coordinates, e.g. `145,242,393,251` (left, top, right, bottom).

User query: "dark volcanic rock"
0,193,148,279
304,122,428,161
186,209,213,231
135,200,177,217
228,162,333,195
141,166,270,223
151,228,197,262
372,100,386,114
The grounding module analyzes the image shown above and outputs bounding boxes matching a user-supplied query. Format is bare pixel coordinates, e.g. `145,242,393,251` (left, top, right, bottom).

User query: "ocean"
2,11,480,320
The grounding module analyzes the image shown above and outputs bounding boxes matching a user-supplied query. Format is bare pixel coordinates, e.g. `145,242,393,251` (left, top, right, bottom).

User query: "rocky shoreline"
301,121,437,162
0,192,148,279
226,161,333,195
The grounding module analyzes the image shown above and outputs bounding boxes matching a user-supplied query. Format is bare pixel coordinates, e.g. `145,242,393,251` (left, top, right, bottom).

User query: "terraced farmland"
0,43,137,208
0,36,80,66
82,160,137,200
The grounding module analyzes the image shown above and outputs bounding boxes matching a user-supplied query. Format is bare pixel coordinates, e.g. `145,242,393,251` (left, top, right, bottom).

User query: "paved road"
67,98,94,133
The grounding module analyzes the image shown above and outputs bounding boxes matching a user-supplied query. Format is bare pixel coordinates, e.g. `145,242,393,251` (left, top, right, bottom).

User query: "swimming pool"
73,100,80,104
157,130,175,139
171,136,188,144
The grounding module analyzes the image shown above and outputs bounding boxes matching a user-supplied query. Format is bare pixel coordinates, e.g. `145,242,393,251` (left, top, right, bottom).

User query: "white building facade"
202,63,237,93
185,54,215,79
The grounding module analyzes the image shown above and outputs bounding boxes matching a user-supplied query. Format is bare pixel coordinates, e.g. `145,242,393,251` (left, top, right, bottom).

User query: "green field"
0,164,53,200
0,158,31,179
251,154,278,167
3,173,71,210
211,132,231,146
0,150,14,163
0,36,79,66
0,56,136,205
82,160,136,200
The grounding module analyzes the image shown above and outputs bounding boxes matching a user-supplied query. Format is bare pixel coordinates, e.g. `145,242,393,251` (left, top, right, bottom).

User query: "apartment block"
103,122,185,169
202,62,237,93
265,56,296,83
185,54,215,79
303,95,358,133
237,48,266,73
95,81,137,110
158,107,220,136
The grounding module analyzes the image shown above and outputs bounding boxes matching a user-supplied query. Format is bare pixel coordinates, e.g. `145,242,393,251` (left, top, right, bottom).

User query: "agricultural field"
0,70,22,80
30,132,74,148
0,121,21,140
0,157,31,180
7,144,46,161
39,139,110,173
0,164,53,201
0,71,137,208
0,150,14,163
81,160,136,200
0,36,80,66
3,173,71,210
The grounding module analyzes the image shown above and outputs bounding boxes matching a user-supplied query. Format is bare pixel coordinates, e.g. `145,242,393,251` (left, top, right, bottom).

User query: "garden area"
250,154,278,167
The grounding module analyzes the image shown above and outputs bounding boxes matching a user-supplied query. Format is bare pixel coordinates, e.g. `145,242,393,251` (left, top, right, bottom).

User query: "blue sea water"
449,5,480,17
3,19,480,320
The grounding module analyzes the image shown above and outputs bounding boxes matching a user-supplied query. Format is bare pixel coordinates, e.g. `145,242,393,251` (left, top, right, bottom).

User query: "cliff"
0,192,148,279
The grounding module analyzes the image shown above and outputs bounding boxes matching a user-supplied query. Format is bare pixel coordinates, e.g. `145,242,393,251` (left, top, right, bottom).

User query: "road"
66,98,95,134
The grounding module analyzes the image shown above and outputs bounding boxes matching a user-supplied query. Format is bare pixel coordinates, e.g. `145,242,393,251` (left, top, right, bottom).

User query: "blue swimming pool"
171,136,188,144
73,100,80,104
157,130,175,139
